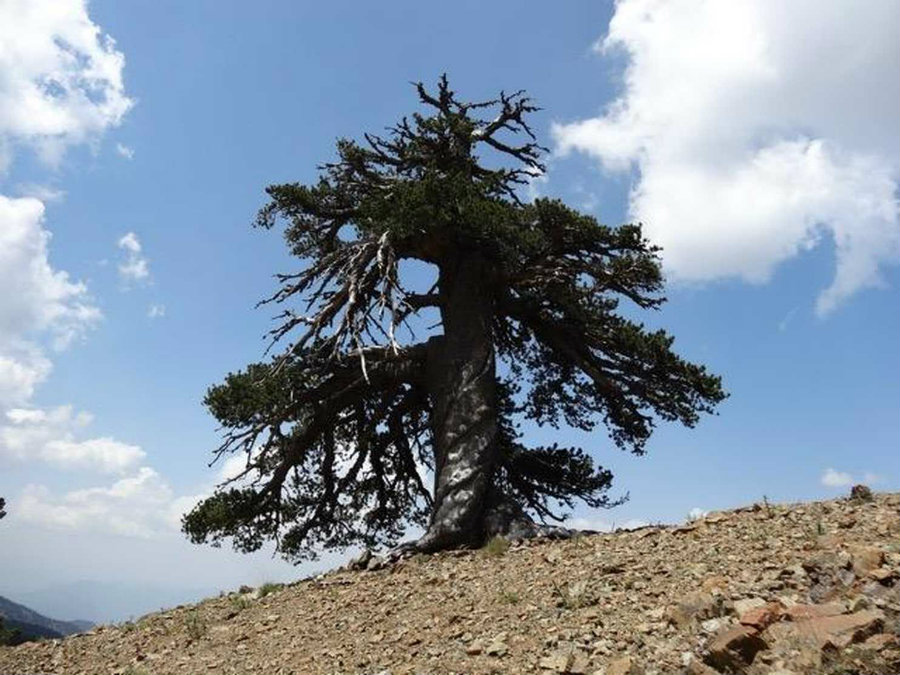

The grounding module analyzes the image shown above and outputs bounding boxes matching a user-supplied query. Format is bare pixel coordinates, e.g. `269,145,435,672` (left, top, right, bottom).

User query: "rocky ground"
2,489,898,675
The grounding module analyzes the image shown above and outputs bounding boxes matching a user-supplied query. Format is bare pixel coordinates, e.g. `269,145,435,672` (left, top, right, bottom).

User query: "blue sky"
1,0,898,622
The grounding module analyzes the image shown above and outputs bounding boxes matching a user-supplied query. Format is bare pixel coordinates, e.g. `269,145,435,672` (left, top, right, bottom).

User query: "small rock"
346,549,373,570
733,597,766,616
465,640,484,656
739,602,783,630
704,625,768,671
701,618,724,633
605,655,634,675
859,633,899,651
868,566,897,584
539,649,573,672
668,591,722,627
366,554,387,571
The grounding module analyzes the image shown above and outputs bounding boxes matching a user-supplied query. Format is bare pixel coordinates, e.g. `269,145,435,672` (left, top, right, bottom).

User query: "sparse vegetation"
183,610,207,640
498,589,521,605
480,536,510,558
258,582,284,598
229,594,251,612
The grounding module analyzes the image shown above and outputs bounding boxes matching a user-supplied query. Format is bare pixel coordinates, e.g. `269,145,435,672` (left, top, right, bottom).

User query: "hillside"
1,491,897,675
0,596,92,644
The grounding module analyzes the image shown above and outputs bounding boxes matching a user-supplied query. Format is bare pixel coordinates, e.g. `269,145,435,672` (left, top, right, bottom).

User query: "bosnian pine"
182,77,726,560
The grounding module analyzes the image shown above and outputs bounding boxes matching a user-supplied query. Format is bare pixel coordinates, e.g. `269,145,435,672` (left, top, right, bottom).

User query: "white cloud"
0,0,133,170
15,183,66,202
0,195,101,408
147,303,165,319
552,0,900,315
116,231,150,283
821,467,884,488
687,507,707,520
18,467,196,538
821,468,854,488
0,404,145,473
115,142,134,160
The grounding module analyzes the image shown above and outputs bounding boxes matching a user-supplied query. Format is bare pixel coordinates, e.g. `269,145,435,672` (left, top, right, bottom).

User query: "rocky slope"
1,490,898,675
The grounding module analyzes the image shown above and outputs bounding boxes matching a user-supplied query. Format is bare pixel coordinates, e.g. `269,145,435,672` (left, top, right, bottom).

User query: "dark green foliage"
0,617,21,646
0,496,6,520
183,77,726,561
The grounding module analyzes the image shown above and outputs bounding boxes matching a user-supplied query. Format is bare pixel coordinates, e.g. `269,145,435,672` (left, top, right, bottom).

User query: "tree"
183,77,726,560
0,497,5,520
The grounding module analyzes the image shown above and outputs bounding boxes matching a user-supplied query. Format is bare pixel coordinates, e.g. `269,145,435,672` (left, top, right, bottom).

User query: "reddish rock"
783,602,844,621
704,625,768,672
738,602,783,630
773,610,884,650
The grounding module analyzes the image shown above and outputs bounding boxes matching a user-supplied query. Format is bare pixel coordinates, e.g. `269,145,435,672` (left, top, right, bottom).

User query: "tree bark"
416,251,499,551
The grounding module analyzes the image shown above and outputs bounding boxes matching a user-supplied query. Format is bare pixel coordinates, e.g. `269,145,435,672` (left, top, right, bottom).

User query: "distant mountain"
12,580,218,624
0,594,92,643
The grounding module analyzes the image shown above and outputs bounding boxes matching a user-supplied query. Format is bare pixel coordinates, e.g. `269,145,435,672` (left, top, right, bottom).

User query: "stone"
849,484,874,502
667,591,722,627
783,602,845,621
849,546,884,576
465,640,484,656
704,626,768,672
685,656,720,675
776,610,884,650
539,649,573,672
868,566,897,583
605,655,633,675
347,550,373,570
733,598,766,616
700,618,724,633
366,555,387,571
486,633,508,657
739,602,783,630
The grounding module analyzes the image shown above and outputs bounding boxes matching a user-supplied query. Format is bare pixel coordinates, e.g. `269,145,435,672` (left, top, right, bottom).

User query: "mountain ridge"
0,595,92,644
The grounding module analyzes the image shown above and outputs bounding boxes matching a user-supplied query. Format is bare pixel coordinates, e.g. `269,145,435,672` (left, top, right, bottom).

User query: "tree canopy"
183,77,726,561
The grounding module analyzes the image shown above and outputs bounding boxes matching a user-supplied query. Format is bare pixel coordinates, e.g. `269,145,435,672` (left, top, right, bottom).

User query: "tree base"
386,499,574,561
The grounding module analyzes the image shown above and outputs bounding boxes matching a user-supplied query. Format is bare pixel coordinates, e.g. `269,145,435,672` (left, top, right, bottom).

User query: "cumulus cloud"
821,467,883,488
0,195,101,408
820,468,853,487
18,468,199,538
552,0,900,315
0,0,133,170
0,405,145,473
117,231,150,283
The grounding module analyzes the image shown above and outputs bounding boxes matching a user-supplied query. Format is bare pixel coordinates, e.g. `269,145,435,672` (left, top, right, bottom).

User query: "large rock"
767,610,884,650
704,625,768,672
782,602,845,621
849,546,884,576
668,591,723,627
738,602,783,630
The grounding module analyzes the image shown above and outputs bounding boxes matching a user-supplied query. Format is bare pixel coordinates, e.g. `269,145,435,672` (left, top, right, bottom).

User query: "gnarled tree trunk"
418,251,499,550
